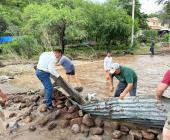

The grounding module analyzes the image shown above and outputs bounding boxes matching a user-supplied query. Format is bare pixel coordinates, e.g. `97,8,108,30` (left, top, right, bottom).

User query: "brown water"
1,55,170,98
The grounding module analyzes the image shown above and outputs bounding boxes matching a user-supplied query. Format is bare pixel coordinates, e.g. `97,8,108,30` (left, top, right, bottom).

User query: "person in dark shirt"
109,63,137,100
150,40,155,55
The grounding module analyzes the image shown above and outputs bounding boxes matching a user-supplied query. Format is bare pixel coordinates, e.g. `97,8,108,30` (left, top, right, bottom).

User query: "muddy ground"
0,52,170,140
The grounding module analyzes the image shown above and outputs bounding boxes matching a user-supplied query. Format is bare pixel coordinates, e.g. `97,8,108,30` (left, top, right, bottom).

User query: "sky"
92,0,163,14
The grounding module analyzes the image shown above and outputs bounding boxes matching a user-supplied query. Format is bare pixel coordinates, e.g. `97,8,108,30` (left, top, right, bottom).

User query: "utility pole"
131,0,135,47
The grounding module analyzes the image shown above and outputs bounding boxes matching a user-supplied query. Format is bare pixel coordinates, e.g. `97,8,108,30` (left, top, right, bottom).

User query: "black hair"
54,49,63,54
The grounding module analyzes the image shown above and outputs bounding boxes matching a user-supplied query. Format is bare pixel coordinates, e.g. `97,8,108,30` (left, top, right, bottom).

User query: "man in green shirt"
109,63,138,100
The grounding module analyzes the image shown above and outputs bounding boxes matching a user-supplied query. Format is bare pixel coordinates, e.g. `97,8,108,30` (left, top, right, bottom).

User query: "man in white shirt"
104,51,112,81
36,50,60,110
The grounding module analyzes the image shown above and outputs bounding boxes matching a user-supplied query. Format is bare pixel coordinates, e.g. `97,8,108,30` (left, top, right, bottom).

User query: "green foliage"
162,33,170,42
140,30,158,43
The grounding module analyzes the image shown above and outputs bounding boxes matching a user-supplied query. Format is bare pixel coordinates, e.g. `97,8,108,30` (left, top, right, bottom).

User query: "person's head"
106,51,111,57
110,63,121,75
54,49,62,58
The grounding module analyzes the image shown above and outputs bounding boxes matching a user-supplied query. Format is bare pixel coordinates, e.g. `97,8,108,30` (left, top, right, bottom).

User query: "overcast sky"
92,0,163,14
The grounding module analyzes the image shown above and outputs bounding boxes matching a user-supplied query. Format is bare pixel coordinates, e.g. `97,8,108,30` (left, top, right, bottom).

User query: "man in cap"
109,63,137,100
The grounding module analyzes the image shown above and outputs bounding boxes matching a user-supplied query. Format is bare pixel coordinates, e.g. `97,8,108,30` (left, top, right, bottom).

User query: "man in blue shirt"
55,49,82,91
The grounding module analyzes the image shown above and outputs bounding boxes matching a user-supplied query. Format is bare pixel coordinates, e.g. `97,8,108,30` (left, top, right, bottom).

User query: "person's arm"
48,60,60,78
120,83,133,100
109,75,114,92
156,83,169,100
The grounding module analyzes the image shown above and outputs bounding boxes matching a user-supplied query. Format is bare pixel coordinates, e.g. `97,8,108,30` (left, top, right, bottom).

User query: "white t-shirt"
37,52,60,77
104,56,112,71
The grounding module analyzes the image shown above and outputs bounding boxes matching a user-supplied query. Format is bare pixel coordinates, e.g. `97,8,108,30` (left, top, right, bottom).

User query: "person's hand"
109,86,114,92
119,92,127,100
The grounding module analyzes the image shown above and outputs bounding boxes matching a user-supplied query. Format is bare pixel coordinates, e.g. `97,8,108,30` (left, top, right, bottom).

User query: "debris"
78,110,84,117
64,112,79,120
68,105,79,113
31,95,40,102
24,116,33,123
37,104,47,112
9,112,17,118
62,120,70,128
129,130,142,139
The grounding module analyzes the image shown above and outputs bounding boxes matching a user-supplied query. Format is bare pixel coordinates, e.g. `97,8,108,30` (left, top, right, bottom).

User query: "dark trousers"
114,82,137,97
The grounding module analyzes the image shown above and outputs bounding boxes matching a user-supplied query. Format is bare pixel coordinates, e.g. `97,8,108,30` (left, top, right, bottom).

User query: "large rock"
48,121,57,131
47,110,60,122
37,104,47,112
71,124,80,134
64,112,79,120
129,130,142,139
142,130,155,140
94,118,104,127
31,95,40,102
112,130,122,139
82,114,94,127
90,127,104,135
120,125,129,133
70,117,82,126
68,105,79,113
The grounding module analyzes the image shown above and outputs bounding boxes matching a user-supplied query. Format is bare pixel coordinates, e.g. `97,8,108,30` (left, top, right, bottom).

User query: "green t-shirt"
111,66,137,84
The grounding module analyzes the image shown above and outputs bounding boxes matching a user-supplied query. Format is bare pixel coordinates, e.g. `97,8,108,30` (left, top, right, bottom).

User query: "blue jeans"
36,69,53,107
114,82,137,97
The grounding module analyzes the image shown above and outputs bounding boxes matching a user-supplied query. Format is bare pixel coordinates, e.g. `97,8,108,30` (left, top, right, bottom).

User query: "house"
147,17,162,30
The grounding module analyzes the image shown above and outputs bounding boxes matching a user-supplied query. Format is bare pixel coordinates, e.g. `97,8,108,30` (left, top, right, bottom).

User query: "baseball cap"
109,63,120,74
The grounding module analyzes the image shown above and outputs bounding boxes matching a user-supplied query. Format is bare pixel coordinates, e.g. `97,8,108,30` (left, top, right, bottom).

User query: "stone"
78,110,84,117
147,129,161,135
121,135,134,140
68,105,79,113
70,117,83,126
81,125,90,133
29,125,36,132
120,125,129,133
31,95,40,102
141,130,155,140
37,104,47,112
54,100,63,106
87,135,102,140
71,124,80,134
32,106,38,110
57,104,64,109
157,133,163,140
65,100,72,107
64,112,79,120
6,121,19,131
112,122,120,130
47,110,60,122
94,118,104,127
90,127,104,135
48,121,57,131
38,117,48,127
19,103,27,109
112,130,122,139
74,87,83,92
129,130,142,139
59,107,68,113
9,112,16,118
82,114,94,127
39,89,45,97
58,95,67,101
62,120,70,128
13,96,22,103
0,61,5,67
24,116,33,123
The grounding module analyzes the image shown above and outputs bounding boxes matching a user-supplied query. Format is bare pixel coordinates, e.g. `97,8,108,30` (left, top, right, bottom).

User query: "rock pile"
0,88,163,140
